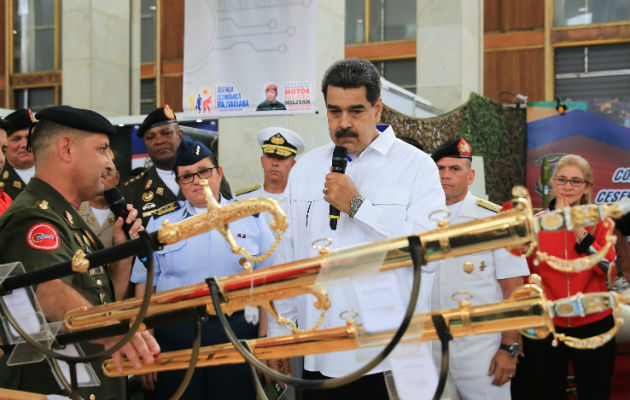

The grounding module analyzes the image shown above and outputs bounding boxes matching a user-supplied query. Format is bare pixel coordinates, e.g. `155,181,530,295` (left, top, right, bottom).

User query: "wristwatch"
348,195,365,218
499,342,521,358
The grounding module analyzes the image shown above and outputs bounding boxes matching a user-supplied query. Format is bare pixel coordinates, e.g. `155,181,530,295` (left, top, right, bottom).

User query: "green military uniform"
120,165,184,226
77,201,116,248
0,178,125,399
0,163,27,200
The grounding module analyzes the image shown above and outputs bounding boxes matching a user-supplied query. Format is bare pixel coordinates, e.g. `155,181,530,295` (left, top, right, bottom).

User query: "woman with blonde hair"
512,154,617,400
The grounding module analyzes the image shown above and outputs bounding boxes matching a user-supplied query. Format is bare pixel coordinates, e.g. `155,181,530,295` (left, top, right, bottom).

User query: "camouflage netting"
381,92,527,204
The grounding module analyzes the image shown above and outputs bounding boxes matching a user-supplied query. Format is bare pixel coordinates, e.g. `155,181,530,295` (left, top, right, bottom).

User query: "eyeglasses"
553,176,587,187
176,167,217,184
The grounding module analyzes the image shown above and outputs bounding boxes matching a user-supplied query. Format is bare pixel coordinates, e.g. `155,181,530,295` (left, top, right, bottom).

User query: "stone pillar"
62,0,134,116
416,0,483,111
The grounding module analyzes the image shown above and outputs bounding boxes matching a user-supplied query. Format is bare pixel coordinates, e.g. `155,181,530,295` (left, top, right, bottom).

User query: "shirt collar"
368,125,395,156
325,125,395,158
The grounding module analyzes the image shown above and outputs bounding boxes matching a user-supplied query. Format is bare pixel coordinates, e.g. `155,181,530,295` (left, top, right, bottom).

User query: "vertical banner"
527,108,630,207
183,0,317,116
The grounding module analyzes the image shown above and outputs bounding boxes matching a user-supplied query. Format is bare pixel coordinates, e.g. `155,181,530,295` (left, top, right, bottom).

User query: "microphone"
329,146,348,230
104,187,133,237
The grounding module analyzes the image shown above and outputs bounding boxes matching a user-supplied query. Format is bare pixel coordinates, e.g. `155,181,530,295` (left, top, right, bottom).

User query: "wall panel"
160,0,184,60
484,48,545,102
161,75,182,111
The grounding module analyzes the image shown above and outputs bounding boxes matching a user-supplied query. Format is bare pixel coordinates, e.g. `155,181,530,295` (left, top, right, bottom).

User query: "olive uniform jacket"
121,165,233,226
77,201,116,248
120,166,185,226
0,178,125,399
0,163,27,200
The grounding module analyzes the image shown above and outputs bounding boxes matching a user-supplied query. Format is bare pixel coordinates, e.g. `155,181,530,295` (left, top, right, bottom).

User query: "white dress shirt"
431,191,529,400
268,126,446,377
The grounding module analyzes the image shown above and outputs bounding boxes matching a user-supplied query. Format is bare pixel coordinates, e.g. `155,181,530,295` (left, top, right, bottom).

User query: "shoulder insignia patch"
235,184,261,196
27,223,60,251
477,199,501,213
155,201,181,217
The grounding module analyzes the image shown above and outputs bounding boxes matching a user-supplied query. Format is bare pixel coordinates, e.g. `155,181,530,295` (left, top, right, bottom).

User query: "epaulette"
123,170,147,187
235,184,261,196
155,201,181,217
477,199,501,213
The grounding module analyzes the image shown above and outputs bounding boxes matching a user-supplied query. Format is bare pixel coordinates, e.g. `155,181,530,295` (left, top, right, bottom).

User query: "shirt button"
96,279,103,287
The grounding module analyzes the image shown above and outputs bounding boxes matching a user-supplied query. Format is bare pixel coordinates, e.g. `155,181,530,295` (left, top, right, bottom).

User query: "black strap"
431,313,452,400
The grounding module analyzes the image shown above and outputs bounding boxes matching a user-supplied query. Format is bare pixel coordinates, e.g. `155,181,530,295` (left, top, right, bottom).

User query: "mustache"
335,128,359,138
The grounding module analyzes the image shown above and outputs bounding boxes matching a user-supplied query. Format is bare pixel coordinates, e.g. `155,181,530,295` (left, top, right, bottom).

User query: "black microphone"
104,187,133,237
329,146,348,230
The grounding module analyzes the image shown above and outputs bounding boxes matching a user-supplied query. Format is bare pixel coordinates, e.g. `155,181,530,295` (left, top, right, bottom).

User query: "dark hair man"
130,136,275,398
77,149,121,247
0,105,159,399
430,137,529,399
267,58,446,398
256,83,287,111
121,105,185,225
0,109,35,199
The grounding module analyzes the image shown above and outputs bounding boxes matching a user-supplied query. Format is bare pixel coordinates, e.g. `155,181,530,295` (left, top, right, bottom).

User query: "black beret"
5,109,34,136
174,136,213,169
137,104,177,138
431,137,472,163
34,105,116,136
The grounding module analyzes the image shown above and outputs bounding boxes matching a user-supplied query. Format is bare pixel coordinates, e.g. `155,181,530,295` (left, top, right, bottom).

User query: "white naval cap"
257,126,305,158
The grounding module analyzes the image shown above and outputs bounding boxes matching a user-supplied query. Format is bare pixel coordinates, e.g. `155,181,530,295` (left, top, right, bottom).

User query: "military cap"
34,105,116,136
265,84,278,91
257,126,305,158
137,104,177,138
174,136,213,168
431,137,472,163
5,109,34,136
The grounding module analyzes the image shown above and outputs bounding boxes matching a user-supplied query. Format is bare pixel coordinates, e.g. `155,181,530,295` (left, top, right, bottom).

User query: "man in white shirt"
236,126,305,225
430,137,529,400
0,109,35,199
267,58,446,399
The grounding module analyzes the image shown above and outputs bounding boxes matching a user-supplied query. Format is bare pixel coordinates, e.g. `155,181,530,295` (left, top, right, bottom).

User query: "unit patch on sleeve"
27,223,60,250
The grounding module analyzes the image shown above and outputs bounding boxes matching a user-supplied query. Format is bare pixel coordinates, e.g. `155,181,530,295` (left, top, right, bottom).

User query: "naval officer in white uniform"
430,137,529,400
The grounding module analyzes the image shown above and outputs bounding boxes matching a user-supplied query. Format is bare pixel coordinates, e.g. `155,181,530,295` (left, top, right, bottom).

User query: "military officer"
430,137,529,400
0,105,160,399
131,136,275,399
236,126,305,226
121,104,185,225
0,109,35,199
77,149,120,247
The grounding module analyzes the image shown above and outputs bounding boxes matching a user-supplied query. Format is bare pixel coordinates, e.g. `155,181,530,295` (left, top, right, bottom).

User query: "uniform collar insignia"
38,200,49,210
